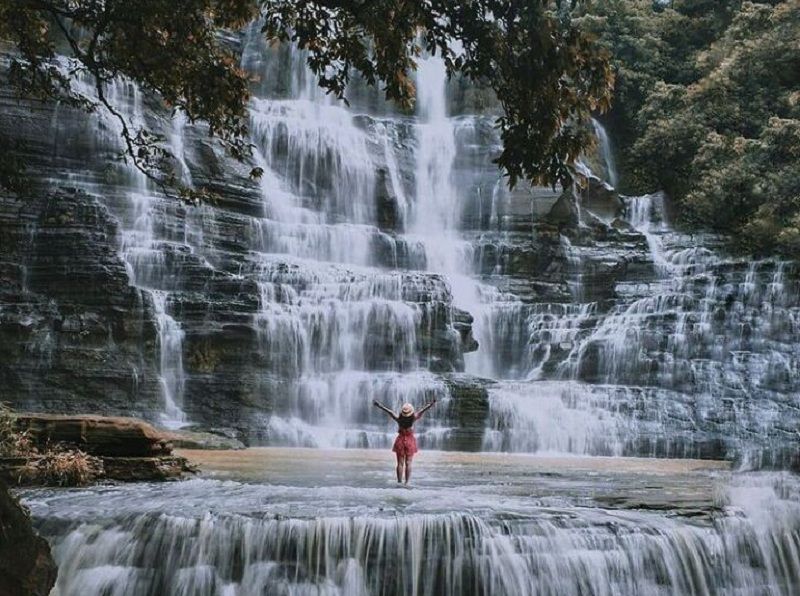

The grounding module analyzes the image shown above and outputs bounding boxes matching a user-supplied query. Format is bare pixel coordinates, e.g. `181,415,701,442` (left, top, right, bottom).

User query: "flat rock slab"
15,414,172,457
0,455,194,485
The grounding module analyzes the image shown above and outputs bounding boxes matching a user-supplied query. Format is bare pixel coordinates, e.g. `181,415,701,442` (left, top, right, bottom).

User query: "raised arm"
415,398,437,419
373,400,398,421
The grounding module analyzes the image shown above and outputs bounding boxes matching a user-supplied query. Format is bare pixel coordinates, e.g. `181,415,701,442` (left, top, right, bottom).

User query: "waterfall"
169,109,193,187
409,56,518,379
411,58,462,270
151,290,187,428
410,56,479,304
592,118,619,188
628,192,669,271
233,41,469,446
481,381,624,454
66,31,799,465
58,71,193,425
25,26,798,467
21,472,800,596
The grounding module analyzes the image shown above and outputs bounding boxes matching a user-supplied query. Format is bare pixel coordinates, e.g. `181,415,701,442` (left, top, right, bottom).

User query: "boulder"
15,414,172,457
0,480,57,596
579,177,624,221
545,188,580,228
375,168,403,232
452,308,479,353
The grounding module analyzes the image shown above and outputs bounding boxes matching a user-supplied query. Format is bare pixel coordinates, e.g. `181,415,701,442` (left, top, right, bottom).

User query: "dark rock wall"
0,189,161,416
0,480,57,596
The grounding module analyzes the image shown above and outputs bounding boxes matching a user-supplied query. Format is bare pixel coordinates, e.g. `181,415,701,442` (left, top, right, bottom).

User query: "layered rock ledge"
2,414,195,485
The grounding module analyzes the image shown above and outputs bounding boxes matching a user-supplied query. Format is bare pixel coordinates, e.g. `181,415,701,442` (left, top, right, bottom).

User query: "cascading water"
235,38,466,447
19,462,800,596
406,57,530,380
11,26,800,596
462,114,800,469
628,192,669,270
411,58,464,272
151,290,187,428
409,56,486,335
62,71,192,426
592,118,619,189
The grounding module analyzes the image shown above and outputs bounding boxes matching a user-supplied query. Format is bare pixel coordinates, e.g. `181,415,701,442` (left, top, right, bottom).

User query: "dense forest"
584,0,800,255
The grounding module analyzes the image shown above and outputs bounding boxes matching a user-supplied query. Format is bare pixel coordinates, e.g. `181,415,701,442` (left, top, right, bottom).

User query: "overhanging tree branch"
0,0,612,197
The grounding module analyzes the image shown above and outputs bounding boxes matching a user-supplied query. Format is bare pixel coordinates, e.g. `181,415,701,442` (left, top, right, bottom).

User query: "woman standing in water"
373,399,436,485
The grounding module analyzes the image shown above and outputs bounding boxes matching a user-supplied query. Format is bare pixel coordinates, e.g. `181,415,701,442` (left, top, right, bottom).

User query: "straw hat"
400,403,414,416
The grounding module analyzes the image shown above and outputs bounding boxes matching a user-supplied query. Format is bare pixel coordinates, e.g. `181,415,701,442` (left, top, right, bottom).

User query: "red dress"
392,414,419,458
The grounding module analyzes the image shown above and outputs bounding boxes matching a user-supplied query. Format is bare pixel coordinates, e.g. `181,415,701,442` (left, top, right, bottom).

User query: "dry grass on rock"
1,403,102,486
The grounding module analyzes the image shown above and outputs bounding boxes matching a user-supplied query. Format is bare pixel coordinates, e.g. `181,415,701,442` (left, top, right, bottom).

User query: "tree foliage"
0,0,613,196
0,0,257,194
584,0,800,255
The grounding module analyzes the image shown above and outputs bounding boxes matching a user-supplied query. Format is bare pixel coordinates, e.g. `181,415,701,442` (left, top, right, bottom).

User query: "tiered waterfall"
1,27,799,596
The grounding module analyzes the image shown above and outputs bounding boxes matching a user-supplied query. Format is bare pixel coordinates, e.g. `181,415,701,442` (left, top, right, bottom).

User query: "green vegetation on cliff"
584,0,800,255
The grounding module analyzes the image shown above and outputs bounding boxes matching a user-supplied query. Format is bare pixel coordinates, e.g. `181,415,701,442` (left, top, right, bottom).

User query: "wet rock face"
578,177,624,221
0,190,161,418
375,168,403,232
0,480,57,596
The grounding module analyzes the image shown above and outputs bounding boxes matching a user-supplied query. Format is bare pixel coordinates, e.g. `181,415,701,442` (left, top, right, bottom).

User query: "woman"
373,398,436,485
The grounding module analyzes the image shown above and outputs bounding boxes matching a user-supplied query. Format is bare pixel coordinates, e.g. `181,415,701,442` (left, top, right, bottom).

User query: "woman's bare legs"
404,457,412,484
395,453,404,483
